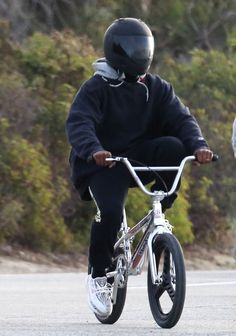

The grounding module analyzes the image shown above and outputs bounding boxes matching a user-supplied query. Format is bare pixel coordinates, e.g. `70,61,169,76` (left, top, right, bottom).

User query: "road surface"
0,271,236,335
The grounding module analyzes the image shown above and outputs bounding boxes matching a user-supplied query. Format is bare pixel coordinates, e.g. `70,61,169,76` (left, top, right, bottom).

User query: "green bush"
166,177,194,245
160,49,236,243
0,19,235,251
0,119,73,251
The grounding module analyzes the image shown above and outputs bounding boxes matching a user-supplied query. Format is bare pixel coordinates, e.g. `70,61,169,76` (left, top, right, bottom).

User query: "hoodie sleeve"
66,82,104,161
158,79,208,154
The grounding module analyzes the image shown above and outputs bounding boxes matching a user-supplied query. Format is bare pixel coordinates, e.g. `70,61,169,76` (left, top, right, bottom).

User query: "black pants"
88,137,186,275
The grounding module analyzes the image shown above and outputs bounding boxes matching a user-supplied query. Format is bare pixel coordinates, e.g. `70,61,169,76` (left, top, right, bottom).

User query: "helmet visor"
113,35,154,65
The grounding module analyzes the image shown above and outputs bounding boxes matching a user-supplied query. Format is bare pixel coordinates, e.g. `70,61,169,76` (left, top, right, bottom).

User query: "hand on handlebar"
93,150,116,168
193,148,213,165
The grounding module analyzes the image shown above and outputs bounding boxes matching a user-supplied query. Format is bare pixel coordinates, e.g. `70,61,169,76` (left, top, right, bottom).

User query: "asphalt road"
0,271,236,336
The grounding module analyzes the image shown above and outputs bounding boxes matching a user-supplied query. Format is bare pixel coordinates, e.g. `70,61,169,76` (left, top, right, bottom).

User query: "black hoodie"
66,73,208,200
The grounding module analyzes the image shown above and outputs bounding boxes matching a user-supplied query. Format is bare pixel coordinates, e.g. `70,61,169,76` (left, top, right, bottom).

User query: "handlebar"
106,154,218,198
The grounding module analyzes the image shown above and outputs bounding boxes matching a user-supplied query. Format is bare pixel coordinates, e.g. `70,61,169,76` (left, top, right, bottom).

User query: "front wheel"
147,233,186,328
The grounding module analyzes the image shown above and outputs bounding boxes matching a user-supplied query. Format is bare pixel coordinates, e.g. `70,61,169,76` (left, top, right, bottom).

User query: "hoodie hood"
92,58,125,80
92,58,149,101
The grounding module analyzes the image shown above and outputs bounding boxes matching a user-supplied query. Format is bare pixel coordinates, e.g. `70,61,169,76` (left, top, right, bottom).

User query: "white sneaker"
87,275,112,317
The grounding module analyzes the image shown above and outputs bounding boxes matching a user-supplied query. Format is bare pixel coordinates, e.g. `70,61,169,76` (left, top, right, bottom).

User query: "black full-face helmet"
104,18,154,77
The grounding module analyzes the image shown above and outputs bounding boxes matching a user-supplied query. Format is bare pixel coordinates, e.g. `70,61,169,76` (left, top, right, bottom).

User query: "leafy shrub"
0,118,73,251
160,49,236,243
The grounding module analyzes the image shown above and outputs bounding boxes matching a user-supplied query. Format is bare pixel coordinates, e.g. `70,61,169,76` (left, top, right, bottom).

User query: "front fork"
147,197,172,285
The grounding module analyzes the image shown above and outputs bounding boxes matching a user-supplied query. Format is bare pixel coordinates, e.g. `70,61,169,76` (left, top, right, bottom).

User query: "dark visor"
113,35,154,63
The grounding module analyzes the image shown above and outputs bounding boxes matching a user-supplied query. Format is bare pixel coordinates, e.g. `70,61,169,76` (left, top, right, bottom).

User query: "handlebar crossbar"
106,154,218,198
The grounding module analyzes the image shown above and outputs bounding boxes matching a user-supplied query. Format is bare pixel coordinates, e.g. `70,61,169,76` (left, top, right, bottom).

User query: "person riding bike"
66,17,213,317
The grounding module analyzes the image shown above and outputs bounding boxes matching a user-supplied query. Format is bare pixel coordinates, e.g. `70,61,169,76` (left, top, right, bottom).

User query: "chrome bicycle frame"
106,156,196,288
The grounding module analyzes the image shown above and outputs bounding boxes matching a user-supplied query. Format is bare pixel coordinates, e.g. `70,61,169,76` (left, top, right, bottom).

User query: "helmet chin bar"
124,73,140,82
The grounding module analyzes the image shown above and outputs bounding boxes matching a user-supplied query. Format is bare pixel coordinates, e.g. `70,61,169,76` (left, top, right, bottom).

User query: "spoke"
155,283,165,300
164,281,175,302
161,248,176,302
163,248,170,274
153,247,176,302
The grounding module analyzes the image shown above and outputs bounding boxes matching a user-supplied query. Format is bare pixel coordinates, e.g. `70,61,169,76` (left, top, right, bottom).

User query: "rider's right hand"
92,150,115,167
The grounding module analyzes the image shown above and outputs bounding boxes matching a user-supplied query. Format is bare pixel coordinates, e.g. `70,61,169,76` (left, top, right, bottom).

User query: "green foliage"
19,31,97,164
159,49,236,242
0,119,73,250
125,188,150,228
3,0,236,55
0,199,24,241
0,2,236,251
20,31,96,84
0,72,39,137
0,27,102,251
62,190,95,248
188,174,228,243
166,177,194,245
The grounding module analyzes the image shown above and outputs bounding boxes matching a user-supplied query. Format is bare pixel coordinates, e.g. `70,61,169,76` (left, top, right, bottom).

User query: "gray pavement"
0,271,235,335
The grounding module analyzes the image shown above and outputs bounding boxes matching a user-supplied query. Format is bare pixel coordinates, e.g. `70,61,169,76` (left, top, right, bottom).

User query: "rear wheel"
147,233,186,328
95,247,128,324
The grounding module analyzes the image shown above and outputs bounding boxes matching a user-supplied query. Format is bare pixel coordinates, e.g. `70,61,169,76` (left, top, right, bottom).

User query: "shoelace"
95,283,112,305
94,281,112,296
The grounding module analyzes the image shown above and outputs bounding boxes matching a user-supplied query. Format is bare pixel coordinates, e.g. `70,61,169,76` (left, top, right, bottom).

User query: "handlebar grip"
212,154,219,162
194,153,219,162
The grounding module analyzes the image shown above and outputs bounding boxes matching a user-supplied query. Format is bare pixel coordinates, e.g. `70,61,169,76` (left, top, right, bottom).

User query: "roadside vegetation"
0,0,235,252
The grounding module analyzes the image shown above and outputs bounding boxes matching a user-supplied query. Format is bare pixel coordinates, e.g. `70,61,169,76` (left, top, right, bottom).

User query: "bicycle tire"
95,247,128,324
147,233,186,328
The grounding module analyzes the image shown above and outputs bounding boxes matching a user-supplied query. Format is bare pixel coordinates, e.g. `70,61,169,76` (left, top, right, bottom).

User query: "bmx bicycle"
92,154,217,328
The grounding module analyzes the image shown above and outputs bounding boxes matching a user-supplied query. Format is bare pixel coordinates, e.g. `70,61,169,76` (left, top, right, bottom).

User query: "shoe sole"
88,297,111,317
